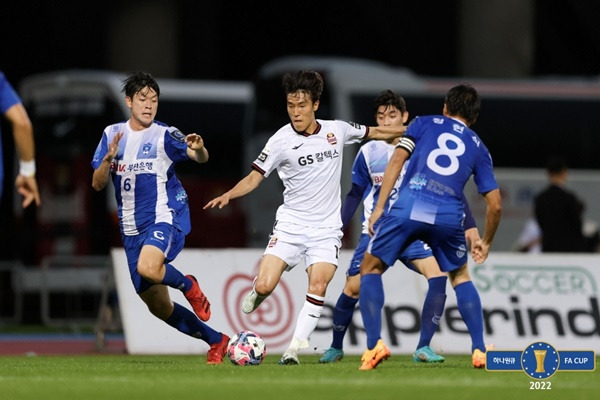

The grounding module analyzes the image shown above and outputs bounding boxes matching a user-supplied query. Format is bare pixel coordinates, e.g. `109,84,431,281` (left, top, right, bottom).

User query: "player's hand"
185,133,204,150
471,239,490,264
465,227,481,250
368,207,384,236
105,132,123,163
204,194,230,210
15,174,41,208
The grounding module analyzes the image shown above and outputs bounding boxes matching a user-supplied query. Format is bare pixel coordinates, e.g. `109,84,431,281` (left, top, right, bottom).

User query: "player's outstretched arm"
204,170,264,210
368,147,409,235
5,103,41,208
366,125,406,141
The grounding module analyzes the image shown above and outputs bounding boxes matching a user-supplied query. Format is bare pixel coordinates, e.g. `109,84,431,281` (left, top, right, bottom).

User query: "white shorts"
263,221,342,271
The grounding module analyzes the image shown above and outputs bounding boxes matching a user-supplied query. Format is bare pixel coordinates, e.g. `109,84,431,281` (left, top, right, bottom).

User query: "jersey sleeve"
164,127,190,162
251,133,283,178
91,130,110,170
473,140,499,194
397,117,422,155
336,120,368,144
341,182,367,230
0,72,21,113
351,148,371,187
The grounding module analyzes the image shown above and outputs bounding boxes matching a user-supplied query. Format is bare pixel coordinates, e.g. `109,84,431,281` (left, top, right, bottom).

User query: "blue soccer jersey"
351,140,400,234
346,141,432,276
0,71,22,197
369,115,497,271
91,120,192,236
394,115,498,226
346,139,476,276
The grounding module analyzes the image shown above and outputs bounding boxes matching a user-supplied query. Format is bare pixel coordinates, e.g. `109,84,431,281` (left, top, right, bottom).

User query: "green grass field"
0,354,597,400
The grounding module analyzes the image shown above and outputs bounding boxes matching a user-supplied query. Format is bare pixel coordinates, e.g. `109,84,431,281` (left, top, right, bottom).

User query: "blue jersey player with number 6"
91,72,229,364
358,84,502,370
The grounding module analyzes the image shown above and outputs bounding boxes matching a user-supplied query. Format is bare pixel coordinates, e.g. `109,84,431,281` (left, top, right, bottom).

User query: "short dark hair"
122,72,160,98
444,83,480,125
281,70,324,103
373,89,407,114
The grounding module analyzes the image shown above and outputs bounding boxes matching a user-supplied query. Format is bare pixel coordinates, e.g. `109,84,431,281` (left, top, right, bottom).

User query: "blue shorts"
367,213,467,272
121,222,185,293
346,234,433,277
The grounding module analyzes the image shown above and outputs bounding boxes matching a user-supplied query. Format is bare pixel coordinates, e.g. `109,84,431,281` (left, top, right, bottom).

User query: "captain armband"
396,136,415,156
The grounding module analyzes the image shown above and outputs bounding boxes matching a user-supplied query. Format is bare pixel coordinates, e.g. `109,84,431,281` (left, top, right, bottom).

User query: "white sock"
290,294,324,348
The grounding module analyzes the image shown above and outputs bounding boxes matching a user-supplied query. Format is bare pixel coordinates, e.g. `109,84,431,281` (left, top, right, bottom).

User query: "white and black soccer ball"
227,330,267,366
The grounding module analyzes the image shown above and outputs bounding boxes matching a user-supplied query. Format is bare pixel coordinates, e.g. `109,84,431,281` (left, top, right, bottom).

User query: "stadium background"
1,0,600,351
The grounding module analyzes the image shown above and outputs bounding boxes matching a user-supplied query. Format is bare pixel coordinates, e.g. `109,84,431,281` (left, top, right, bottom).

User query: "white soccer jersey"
91,120,191,236
252,119,368,228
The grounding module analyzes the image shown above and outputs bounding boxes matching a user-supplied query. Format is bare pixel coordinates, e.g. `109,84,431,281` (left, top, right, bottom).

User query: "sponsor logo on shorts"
456,244,466,259
268,236,278,248
152,230,165,242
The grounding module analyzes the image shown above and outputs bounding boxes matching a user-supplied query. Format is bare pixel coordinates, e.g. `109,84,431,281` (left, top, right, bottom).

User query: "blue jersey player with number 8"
358,84,502,370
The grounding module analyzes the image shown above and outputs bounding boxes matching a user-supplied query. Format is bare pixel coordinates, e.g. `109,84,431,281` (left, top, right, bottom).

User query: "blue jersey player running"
319,90,479,364
358,84,502,370
91,72,229,364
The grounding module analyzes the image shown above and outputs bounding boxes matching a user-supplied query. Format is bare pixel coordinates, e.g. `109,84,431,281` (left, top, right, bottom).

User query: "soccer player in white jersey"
204,70,406,365
358,84,502,370
319,90,480,364
91,72,229,364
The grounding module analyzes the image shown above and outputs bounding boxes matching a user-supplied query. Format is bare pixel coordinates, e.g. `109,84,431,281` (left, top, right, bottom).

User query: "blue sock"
165,302,221,344
454,281,485,352
330,292,358,350
161,263,191,292
417,276,447,349
359,273,384,350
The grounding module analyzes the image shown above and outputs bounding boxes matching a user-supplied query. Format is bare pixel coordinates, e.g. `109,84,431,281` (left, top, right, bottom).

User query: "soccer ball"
227,330,267,366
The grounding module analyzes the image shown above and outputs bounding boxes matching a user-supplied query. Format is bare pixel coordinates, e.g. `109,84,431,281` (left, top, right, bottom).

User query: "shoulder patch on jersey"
169,129,186,142
257,146,271,162
343,120,364,129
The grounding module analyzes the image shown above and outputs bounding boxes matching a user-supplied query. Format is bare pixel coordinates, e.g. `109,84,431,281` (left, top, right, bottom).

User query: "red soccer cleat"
184,275,211,321
207,333,230,365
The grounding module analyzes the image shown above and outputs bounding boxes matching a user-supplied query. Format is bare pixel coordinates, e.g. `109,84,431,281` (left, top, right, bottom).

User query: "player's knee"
308,281,328,296
137,263,160,283
254,280,274,297
449,264,470,287
344,277,360,298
